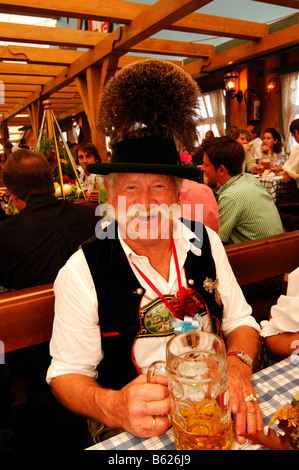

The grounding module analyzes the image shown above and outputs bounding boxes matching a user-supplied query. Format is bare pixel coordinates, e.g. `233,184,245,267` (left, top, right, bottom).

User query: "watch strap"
227,350,253,368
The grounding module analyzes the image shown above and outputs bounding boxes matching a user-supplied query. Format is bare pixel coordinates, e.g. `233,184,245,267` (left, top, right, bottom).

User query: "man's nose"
137,189,156,209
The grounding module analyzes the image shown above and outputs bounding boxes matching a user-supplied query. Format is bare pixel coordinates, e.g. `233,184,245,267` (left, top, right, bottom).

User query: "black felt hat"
87,134,201,179
87,59,201,179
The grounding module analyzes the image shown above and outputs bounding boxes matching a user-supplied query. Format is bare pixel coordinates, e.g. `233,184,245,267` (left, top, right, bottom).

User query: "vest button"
135,288,143,295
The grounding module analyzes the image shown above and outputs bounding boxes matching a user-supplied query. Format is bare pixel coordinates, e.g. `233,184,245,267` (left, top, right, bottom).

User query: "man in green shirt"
201,136,284,245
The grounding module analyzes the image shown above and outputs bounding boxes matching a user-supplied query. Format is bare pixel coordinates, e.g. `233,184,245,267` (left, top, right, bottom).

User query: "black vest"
82,222,223,390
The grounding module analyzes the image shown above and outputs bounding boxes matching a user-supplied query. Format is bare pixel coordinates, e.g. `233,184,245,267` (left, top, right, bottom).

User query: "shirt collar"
217,173,243,195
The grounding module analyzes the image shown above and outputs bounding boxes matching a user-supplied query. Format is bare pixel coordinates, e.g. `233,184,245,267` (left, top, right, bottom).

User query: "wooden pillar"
74,54,120,162
42,100,54,139
27,100,41,144
0,120,9,148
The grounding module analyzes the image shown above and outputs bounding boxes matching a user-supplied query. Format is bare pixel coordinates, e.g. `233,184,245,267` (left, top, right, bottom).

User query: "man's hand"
108,374,171,437
227,358,264,445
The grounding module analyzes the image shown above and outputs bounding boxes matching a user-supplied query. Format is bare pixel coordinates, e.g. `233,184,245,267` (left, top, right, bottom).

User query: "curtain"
280,71,299,155
208,89,225,137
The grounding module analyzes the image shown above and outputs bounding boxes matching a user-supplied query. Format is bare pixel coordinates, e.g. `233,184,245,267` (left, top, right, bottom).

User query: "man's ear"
216,164,227,176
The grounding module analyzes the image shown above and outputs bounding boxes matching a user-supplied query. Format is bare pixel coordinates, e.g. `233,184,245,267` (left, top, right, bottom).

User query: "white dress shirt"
46,220,260,384
249,137,262,158
283,144,299,188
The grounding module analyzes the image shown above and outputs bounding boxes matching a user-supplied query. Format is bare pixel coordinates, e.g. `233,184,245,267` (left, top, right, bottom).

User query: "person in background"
260,267,299,367
201,136,285,316
0,149,98,291
70,141,78,160
18,138,30,149
77,141,104,202
254,128,284,170
247,125,262,158
0,149,98,449
201,136,284,245
205,129,214,139
226,125,238,137
180,176,220,233
230,128,263,174
282,118,299,189
275,119,299,229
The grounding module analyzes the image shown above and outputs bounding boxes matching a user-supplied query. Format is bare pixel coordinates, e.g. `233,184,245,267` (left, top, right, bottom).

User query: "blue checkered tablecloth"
256,175,296,203
86,357,299,451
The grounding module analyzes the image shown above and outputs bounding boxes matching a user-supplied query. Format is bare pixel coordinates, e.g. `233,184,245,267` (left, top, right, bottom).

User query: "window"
197,90,226,142
281,71,299,154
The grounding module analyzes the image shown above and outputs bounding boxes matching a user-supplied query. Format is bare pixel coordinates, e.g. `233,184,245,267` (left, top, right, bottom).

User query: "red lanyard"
131,238,183,318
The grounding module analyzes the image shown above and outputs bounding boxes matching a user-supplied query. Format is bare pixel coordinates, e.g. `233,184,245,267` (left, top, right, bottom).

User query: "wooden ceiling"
0,0,299,146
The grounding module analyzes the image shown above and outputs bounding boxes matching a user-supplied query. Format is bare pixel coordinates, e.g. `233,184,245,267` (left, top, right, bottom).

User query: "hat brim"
86,162,201,179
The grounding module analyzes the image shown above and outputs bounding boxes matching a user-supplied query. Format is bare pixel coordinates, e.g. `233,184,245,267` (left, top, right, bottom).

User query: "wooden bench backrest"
225,230,299,286
1,230,298,353
0,283,54,353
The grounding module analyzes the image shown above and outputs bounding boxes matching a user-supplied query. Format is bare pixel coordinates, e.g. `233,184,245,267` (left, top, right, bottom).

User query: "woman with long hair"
254,128,284,170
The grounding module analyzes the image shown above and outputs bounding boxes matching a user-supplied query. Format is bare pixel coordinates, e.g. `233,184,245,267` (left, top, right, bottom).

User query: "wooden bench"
224,230,299,286
0,230,298,355
0,283,54,354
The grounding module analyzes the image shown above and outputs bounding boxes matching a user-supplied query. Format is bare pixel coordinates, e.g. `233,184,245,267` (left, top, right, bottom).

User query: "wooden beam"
55,105,84,121
41,0,204,100
0,91,31,98
131,38,213,58
3,84,42,92
0,75,52,85
118,55,182,69
252,0,299,8
0,1,269,40
0,0,212,24
184,23,299,76
0,21,106,48
0,45,84,65
112,0,213,52
0,62,63,76
168,12,269,40
0,38,213,63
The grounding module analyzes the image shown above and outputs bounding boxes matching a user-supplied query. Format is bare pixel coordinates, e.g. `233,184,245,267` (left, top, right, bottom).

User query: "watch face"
237,352,252,367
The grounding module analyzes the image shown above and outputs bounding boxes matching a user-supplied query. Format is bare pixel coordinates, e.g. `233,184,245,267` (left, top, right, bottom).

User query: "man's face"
77,150,96,173
201,153,219,186
107,173,180,241
291,129,299,144
236,133,249,145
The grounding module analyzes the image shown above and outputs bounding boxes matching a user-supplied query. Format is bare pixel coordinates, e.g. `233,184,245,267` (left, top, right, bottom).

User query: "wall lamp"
223,69,243,103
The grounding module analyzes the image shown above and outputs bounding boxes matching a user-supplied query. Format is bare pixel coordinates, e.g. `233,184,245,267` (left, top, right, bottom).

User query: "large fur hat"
87,59,201,179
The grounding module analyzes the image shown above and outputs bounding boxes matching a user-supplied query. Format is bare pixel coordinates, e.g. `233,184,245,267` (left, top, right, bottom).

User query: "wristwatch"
227,350,253,369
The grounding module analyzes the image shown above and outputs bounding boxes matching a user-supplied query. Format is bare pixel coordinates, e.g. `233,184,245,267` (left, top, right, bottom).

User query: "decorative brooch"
203,277,222,306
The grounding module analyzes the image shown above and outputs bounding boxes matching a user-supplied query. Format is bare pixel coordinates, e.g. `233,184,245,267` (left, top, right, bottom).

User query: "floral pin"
180,150,192,165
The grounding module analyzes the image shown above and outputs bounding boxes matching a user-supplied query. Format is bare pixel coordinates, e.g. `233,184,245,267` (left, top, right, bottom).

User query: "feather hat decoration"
88,59,202,179
97,59,201,151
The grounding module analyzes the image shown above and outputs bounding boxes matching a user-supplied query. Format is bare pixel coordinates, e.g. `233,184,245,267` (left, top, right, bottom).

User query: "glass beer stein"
147,331,233,450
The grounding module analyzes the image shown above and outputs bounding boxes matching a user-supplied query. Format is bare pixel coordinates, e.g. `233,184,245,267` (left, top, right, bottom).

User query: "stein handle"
147,361,171,421
147,360,168,384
